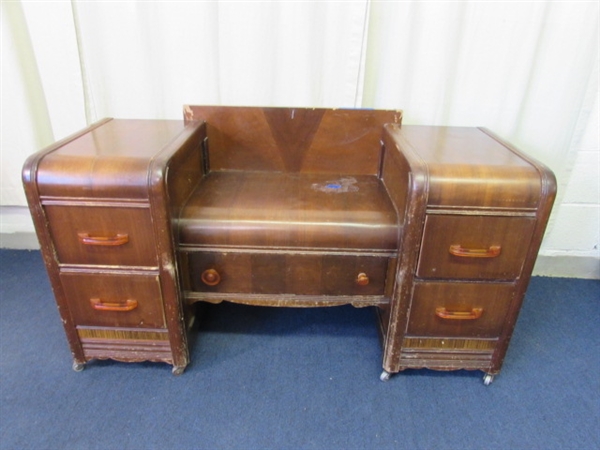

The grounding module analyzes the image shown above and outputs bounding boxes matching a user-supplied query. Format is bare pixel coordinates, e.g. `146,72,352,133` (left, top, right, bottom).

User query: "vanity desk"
22,106,555,383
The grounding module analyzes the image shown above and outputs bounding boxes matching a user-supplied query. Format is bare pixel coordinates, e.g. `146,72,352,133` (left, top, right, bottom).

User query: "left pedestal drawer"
44,205,157,267
60,272,166,329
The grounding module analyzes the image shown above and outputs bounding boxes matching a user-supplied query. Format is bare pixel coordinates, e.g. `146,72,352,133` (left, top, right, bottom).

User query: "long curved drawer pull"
90,298,138,312
78,233,129,246
449,244,501,258
435,307,483,320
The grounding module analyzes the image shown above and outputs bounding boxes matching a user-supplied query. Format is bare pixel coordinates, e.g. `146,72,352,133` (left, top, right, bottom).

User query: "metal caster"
380,370,391,382
483,374,495,386
72,362,85,372
172,366,185,376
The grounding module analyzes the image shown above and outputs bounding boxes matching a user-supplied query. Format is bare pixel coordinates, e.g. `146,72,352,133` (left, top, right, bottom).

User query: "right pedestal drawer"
416,215,536,280
406,282,515,338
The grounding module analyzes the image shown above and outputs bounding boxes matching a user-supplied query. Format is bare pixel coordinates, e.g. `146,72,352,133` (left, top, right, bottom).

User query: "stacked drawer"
380,125,556,383
23,119,203,373
402,214,536,367
45,203,171,365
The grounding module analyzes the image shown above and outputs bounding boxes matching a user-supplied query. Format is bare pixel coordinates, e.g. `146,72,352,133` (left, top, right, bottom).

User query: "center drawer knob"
201,269,221,286
356,272,370,286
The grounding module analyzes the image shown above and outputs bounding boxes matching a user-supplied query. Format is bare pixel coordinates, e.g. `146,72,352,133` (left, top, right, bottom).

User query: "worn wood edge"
478,127,558,374
22,117,113,186
77,326,170,341
396,360,495,373
20,118,114,365
426,206,537,217
184,291,389,308
380,124,431,373
81,351,174,365
179,245,397,258
39,198,151,208
401,337,498,352
58,265,160,275
183,105,403,123
145,121,207,369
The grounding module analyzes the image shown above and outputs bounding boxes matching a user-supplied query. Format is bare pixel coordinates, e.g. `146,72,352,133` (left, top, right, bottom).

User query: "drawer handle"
90,298,138,312
435,307,483,320
356,272,370,286
78,233,129,246
449,244,501,258
201,269,221,286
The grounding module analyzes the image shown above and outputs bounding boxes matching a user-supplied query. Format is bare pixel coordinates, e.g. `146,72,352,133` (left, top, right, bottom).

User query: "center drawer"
60,272,166,329
186,252,390,296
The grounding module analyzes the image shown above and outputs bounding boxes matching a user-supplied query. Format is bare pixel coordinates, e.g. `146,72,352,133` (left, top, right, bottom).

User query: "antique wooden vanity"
22,106,556,384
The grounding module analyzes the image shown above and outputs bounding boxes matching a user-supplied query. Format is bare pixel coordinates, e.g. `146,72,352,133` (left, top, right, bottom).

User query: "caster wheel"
380,370,391,382
172,366,185,376
483,374,495,386
72,362,85,372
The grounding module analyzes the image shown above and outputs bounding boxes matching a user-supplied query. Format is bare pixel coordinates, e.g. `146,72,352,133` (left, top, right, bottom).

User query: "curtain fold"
1,1,598,260
70,1,369,122
362,2,598,175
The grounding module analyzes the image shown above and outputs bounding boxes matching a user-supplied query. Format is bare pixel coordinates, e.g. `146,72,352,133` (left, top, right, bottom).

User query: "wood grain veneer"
23,108,555,384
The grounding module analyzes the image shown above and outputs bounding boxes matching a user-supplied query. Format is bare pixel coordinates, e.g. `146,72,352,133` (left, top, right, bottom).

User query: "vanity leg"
483,373,495,386
172,365,186,376
380,370,391,382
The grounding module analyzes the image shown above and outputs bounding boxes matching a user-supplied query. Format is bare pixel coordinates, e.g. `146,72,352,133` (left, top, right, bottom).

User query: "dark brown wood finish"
406,282,515,338
22,118,113,366
43,205,157,267
187,252,389,296
23,118,205,374
59,272,165,328
379,123,431,373
35,120,188,199
395,126,542,209
416,215,537,280
178,106,402,311
179,172,398,251
23,108,555,383
479,127,557,377
184,105,402,174
380,124,556,383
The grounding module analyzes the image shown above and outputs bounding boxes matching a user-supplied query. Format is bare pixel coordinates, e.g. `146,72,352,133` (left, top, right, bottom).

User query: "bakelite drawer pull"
201,269,221,286
435,307,483,320
449,244,501,258
90,298,138,312
78,233,129,246
356,272,370,286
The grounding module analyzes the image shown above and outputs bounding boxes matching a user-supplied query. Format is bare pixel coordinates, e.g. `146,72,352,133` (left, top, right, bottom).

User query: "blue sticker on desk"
312,177,359,193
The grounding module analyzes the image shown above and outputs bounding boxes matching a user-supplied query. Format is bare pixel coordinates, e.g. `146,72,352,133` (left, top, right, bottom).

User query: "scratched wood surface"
179,171,399,250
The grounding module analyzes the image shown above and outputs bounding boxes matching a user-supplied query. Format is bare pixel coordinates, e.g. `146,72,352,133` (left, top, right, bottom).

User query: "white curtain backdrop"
71,1,370,120
363,1,597,178
1,1,598,266
2,1,370,205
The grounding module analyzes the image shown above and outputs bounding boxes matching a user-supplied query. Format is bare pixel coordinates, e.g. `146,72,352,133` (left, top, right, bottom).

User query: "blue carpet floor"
0,249,598,450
